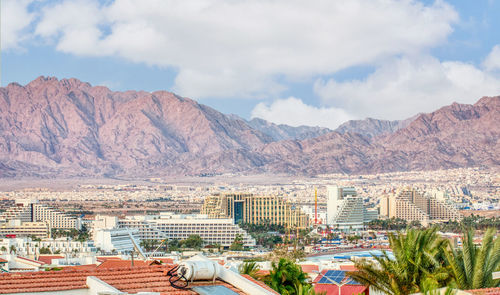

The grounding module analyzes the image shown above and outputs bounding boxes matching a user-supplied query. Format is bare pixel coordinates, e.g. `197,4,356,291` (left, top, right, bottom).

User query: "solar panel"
317,270,362,285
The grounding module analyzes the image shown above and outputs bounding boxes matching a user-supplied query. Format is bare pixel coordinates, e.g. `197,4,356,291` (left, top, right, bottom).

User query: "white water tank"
178,259,219,281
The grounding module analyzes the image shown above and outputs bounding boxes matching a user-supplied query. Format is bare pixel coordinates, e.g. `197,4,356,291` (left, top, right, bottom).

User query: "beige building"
0,220,50,238
380,188,461,224
0,199,81,230
201,193,309,229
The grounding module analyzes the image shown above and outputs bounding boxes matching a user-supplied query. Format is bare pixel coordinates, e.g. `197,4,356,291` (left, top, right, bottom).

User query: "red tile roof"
340,264,358,271
300,264,319,273
314,284,368,295
0,264,248,294
467,288,500,295
60,264,98,271
0,258,7,263
37,255,64,265
256,269,270,276
97,259,152,269
96,256,122,263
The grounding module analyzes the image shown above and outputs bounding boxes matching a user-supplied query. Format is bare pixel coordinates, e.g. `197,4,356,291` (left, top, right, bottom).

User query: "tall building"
326,186,377,230
379,188,462,224
0,199,81,230
201,193,309,229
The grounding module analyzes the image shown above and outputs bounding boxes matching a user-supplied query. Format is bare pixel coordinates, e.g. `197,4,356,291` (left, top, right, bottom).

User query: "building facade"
92,213,256,248
0,199,81,230
201,193,309,229
379,188,462,224
0,220,50,238
327,186,377,230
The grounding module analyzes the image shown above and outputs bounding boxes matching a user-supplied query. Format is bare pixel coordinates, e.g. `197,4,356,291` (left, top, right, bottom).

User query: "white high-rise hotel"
327,186,377,231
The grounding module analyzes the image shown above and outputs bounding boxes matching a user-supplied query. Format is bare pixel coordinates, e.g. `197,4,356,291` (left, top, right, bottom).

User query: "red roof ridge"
15,256,45,265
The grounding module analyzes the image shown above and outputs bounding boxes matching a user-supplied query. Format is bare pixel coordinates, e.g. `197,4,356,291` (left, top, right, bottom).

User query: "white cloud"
32,0,458,98
314,55,500,120
251,97,352,129
483,44,500,71
0,0,36,50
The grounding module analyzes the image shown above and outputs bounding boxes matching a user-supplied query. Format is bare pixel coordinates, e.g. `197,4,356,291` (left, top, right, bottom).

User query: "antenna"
314,187,318,225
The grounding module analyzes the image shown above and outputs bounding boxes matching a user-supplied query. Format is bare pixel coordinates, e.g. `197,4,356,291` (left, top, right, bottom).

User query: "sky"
2,0,500,129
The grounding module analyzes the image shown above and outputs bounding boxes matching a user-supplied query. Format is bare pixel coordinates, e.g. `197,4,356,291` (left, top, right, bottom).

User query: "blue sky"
2,0,500,128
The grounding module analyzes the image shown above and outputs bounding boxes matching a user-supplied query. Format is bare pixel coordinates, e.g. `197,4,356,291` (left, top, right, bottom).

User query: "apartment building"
0,199,81,230
201,193,309,229
379,187,462,224
0,220,50,238
92,213,256,248
327,186,378,231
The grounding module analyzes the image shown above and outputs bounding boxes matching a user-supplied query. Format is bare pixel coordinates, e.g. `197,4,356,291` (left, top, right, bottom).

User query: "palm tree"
348,227,450,295
443,227,500,289
287,282,324,295
265,258,309,294
9,245,16,254
239,261,261,279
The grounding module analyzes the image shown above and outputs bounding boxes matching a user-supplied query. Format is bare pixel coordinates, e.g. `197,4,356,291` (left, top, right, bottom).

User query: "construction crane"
314,187,318,226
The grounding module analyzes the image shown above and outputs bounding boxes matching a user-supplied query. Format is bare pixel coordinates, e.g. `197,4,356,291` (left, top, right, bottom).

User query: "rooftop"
0,264,254,294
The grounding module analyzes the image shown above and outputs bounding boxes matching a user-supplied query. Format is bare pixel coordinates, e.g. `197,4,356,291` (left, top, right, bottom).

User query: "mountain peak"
475,96,500,107
0,76,498,177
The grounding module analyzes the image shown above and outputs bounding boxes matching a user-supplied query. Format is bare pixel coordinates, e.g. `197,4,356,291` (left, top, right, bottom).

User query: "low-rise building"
0,220,49,238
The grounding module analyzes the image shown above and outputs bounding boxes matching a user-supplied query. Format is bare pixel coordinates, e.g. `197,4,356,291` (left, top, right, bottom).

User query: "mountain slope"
261,96,499,174
0,77,498,177
335,116,418,137
245,117,331,141
0,77,272,177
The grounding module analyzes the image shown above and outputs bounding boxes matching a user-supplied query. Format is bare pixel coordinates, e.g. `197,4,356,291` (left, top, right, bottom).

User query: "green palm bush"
348,227,450,295
265,258,309,294
444,227,500,289
238,261,261,279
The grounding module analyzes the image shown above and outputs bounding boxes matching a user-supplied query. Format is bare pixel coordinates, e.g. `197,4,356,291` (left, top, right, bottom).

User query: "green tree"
349,227,450,295
168,239,180,251
239,261,261,279
9,245,16,254
181,235,203,249
265,258,309,295
39,247,52,254
443,227,500,289
230,234,244,251
0,246,6,253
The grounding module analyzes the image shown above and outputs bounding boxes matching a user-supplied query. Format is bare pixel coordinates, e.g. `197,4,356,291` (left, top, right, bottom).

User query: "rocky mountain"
0,77,498,178
244,117,331,141
0,77,272,177
335,116,418,137
261,96,499,174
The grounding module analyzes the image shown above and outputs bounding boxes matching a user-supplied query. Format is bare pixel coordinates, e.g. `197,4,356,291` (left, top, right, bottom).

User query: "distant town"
0,167,498,294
